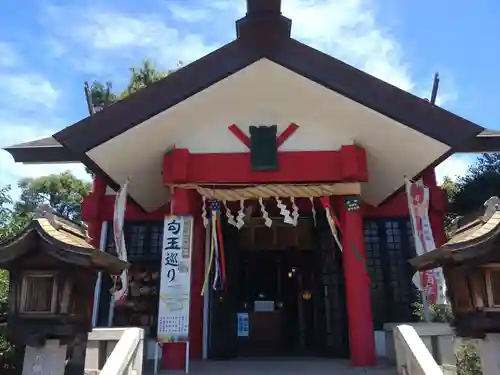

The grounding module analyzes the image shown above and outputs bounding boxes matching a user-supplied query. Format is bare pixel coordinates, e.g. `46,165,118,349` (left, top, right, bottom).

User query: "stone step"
146,359,398,375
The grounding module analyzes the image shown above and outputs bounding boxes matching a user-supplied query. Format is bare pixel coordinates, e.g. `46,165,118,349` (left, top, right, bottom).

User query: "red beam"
163,145,368,185
276,123,299,147
82,195,169,222
228,124,250,148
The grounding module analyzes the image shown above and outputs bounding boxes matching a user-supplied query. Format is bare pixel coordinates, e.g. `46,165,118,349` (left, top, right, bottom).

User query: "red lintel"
163,145,368,185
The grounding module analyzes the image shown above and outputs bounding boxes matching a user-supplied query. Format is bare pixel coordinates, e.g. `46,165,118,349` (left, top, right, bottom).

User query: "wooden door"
207,223,239,359
313,215,350,358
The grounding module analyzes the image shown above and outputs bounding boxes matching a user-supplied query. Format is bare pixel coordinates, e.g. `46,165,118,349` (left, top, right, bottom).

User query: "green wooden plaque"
249,125,278,171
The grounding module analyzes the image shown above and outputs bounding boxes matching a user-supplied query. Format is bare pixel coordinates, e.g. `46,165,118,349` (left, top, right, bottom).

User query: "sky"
0,0,499,201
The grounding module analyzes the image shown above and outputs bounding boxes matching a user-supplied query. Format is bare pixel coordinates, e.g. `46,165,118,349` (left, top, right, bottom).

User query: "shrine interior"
207,199,350,359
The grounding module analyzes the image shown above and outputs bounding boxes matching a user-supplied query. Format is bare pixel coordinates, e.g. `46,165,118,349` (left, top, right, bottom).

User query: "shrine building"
4,0,500,370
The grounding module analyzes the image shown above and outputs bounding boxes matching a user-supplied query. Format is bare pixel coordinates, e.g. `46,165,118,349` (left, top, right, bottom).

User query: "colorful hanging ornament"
215,204,227,290
236,199,246,229
212,228,221,291
201,196,209,228
223,200,238,228
258,197,272,227
211,200,226,291
290,196,299,226
200,200,227,295
200,213,216,296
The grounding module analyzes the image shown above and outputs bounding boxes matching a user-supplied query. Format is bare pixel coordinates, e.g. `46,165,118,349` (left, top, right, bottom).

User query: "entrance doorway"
234,247,315,356
207,214,349,359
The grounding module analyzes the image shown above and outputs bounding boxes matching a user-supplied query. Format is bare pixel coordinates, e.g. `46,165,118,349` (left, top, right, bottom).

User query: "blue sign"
237,313,249,337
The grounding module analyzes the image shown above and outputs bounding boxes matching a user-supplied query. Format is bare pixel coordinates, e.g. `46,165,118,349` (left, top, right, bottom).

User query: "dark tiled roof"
0,205,128,274
410,197,500,271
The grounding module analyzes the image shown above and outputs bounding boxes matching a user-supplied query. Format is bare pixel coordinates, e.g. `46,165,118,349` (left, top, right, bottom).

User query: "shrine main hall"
4,0,500,370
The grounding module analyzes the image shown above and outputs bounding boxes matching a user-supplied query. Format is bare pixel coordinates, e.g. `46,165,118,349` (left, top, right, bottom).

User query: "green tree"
448,153,500,218
86,59,180,176
0,172,90,373
14,171,91,222
440,176,460,234
89,59,181,109
0,186,23,374
0,186,26,242
0,186,13,241
120,59,170,98
88,81,117,111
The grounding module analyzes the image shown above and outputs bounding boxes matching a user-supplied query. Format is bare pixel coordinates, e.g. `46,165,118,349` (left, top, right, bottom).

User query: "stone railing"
384,322,456,374
392,324,444,375
85,327,145,375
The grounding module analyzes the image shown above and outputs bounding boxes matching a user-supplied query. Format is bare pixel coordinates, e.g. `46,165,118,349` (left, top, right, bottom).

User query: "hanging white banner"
112,179,130,304
157,215,194,343
405,178,447,305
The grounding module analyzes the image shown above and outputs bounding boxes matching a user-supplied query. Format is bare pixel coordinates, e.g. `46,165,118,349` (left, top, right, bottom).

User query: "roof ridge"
34,204,88,241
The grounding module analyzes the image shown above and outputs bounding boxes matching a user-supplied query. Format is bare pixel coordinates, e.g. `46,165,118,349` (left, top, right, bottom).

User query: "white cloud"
435,155,474,184
166,3,211,22
282,0,413,91
151,0,445,98
0,46,86,202
0,74,59,109
0,117,90,201
0,0,469,203
40,0,459,108
41,5,221,75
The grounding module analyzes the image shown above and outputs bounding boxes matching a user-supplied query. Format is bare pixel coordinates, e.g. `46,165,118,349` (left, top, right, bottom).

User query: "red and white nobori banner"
113,179,130,304
405,178,447,305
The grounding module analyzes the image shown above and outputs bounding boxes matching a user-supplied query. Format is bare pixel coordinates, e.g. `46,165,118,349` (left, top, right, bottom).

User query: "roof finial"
237,0,290,40
246,0,282,16
483,196,500,220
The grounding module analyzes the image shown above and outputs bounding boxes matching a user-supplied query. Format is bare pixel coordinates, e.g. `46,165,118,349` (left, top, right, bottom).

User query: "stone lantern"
409,196,500,375
0,205,128,375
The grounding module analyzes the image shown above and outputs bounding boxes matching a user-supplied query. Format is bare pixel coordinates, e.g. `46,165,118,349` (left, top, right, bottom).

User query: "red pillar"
82,177,106,325
162,188,205,369
340,196,376,366
84,177,106,248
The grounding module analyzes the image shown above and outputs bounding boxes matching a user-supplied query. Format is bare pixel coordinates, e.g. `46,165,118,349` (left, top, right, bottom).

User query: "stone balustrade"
85,327,145,375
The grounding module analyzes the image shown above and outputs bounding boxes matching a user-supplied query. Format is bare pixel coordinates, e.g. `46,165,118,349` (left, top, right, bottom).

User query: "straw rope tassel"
276,196,293,224
201,196,209,228
310,197,317,226
290,196,299,226
259,197,272,227
325,209,343,251
223,200,237,228
201,214,217,296
236,200,245,229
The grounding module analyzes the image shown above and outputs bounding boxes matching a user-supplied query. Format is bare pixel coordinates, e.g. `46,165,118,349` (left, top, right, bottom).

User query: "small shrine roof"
410,197,500,271
0,205,128,274
4,137,79,163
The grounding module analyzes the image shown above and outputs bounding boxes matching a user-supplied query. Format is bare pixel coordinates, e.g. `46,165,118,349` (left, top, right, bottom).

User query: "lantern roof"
0,205,128,274
410,196,500,271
